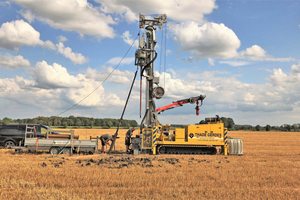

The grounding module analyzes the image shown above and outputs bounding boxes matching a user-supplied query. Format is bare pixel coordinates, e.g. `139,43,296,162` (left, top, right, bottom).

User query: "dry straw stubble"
0,130,299,199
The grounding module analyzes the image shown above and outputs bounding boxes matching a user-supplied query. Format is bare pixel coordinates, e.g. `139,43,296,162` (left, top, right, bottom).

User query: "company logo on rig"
190,131,222,138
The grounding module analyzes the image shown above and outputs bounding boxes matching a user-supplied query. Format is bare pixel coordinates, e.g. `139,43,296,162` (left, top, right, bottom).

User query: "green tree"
220,117,228,127
67,119,74,126
292,124,297,132
95,119,102,126
75,119,81,127
284,124,291,132
47,120,52,126
107,121,113,128
112,119,118,127
53,118,58,126
90,119,94,127
83,118,90,126
266,124,271,131
199,120,206,124
130,120,139,127
227,118,235,130
220,117,235,130
57,118,61,126
255,125,261,131
2,117,12,125
272,126,279,131
62,122,68,128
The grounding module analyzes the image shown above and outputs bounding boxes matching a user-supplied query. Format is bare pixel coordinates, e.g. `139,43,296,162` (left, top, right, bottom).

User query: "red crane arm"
156,95,206,115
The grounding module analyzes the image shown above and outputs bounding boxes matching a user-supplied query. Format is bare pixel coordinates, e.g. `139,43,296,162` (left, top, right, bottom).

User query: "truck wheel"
50,147,60,155
5,141,16,149
63,148,71,154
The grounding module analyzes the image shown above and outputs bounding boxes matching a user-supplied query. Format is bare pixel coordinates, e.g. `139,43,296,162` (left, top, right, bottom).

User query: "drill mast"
135,14,167,129
134,14,167,153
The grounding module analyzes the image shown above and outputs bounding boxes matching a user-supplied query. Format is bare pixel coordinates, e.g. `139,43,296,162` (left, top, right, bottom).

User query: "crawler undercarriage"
157,145,218,155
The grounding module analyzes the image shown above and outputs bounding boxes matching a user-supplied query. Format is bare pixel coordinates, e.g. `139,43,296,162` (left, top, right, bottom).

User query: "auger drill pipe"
108,69,138,154
156,94,206,115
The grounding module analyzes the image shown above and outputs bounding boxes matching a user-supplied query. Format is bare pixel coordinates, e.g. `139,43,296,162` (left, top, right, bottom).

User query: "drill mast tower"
135,14,167,153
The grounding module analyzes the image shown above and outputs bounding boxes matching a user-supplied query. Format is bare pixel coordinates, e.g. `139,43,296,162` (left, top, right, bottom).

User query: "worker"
125,127,136,153
100,134,114,153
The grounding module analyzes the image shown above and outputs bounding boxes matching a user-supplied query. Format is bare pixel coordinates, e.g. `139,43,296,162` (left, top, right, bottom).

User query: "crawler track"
157,145,217,155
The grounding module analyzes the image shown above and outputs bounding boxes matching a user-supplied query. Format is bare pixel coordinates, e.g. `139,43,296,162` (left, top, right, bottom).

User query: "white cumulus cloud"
219,60,250,67
31,61,81,89
85,66,134,85
208,57,215,66
0,76,53,109
291,62,300,73
56,42,89,65
106,57,134,66
57,35,68,43
154,63,300,115
66,74,124,107
0,20,55,51
97,0,217,23
13,0,116,39
19,9,35,23
0,71,125,113
239,45,295,62
41,40,56,50
169,22,241,60
0,20,43,51
121,31,138,47
0,53,30,69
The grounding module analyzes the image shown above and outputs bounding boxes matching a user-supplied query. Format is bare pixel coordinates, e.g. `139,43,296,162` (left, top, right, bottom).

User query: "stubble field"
0,129,299,199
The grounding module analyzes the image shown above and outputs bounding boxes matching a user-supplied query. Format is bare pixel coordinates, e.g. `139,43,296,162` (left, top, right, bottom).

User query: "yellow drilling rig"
130,14,242,155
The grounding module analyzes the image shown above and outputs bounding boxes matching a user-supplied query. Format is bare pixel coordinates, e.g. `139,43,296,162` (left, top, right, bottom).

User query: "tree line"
199,117,235,130
0,116,139,129
235,124,300,132
1,115,299,131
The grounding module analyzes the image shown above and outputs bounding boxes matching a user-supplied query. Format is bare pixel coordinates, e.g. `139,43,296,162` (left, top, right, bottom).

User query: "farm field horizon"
0,130,299,199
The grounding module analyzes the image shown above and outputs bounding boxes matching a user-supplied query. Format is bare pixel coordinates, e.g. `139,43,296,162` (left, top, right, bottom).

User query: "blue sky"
0,0,299,126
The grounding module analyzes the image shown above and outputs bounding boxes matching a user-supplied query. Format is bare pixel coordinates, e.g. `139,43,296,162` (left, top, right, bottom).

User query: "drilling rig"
131,14,242,155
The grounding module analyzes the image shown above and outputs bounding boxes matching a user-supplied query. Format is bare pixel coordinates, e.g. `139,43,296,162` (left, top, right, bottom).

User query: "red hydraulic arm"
156,95,206,116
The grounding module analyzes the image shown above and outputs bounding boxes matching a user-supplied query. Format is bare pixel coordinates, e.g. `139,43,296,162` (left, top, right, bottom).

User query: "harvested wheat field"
0,129,300,200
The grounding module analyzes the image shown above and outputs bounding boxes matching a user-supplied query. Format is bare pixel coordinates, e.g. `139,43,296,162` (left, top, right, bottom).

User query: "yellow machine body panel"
157,122,225,146
144,121,228,155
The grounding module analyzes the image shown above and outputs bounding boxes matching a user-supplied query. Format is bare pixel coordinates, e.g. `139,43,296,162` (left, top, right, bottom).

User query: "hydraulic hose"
141,50,157,75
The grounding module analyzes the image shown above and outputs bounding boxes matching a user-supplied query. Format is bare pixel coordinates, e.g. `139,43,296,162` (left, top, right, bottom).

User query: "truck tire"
63,148,71,154
5,140,16,149
49,147,60,155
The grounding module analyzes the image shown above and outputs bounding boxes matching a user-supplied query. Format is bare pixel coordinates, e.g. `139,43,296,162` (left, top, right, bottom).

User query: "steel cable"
57,34,139,116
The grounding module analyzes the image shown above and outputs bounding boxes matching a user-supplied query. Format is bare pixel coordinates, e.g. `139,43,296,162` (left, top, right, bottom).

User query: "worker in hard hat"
125,127,135,153
100,134,114,153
